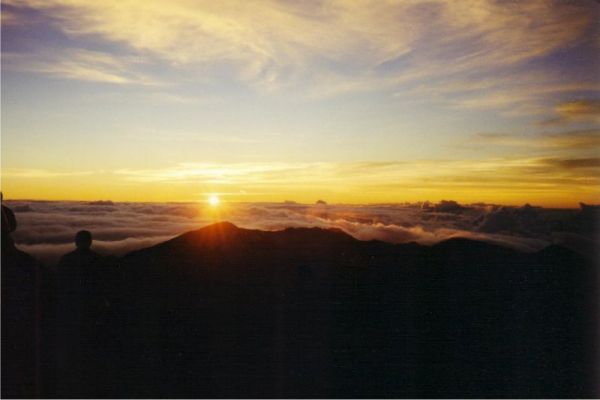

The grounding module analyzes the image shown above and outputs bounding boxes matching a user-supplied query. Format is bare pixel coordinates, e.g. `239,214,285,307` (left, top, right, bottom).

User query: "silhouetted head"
75,230,93,250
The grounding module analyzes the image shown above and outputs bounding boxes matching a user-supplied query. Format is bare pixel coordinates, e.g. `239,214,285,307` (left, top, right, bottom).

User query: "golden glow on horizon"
1,158,598,208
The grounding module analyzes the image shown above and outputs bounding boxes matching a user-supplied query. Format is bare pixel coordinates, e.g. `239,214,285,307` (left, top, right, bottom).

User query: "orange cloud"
473,129,600,150
540,99,600,125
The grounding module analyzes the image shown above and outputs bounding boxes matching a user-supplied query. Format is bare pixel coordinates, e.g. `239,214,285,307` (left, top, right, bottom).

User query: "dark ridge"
433,236,514,250
277,225,359,243
123,222,587,266
281,225,349,236
124,221,246,255
535,243,586,260
7,220,595,398
199,220,240,232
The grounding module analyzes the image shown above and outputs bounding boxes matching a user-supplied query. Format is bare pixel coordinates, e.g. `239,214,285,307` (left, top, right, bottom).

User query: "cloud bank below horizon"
5,200,597,266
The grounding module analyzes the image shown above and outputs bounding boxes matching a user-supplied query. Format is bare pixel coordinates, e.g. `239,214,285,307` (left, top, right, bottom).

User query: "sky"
1,0,599,206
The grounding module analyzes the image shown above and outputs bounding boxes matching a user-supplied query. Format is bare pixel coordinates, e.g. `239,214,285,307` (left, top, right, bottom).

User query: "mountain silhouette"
47,222,597,398
35,222,598,397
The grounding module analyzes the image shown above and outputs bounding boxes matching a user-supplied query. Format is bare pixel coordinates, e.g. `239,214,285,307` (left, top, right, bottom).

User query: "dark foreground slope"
45,222,596,398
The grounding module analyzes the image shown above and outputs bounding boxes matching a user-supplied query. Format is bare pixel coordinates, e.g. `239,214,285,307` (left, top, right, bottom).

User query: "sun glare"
208,194,220,206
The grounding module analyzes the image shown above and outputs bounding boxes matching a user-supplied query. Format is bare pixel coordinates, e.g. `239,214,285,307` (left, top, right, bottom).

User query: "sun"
208,194,220,206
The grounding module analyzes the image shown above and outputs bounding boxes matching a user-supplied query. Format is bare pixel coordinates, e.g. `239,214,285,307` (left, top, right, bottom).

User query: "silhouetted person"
57,231,102,316
56,230,103,397
1,192,19,256
1,196,44,398
2,206,17,244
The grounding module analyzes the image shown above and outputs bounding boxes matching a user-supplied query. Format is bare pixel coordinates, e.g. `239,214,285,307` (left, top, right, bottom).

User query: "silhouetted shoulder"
59,249,101,267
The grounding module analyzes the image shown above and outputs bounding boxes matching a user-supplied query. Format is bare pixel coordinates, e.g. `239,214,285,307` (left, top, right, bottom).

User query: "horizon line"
2,197,593,210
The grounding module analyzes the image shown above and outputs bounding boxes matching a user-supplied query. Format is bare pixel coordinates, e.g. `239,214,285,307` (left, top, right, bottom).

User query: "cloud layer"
2,0,597,114
5,200,597,266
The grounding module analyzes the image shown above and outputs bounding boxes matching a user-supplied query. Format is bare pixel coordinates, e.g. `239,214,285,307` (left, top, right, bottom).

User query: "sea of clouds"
4,199,598,266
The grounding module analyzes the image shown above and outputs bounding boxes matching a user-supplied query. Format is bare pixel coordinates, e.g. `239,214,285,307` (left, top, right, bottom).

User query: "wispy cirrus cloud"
2,48,157,85
2,0,596,106
115,158,600,181
1,168,96,178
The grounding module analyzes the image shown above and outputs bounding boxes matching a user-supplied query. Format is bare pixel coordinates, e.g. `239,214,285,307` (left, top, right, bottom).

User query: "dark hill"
127,221,373,260
44,222,597,398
